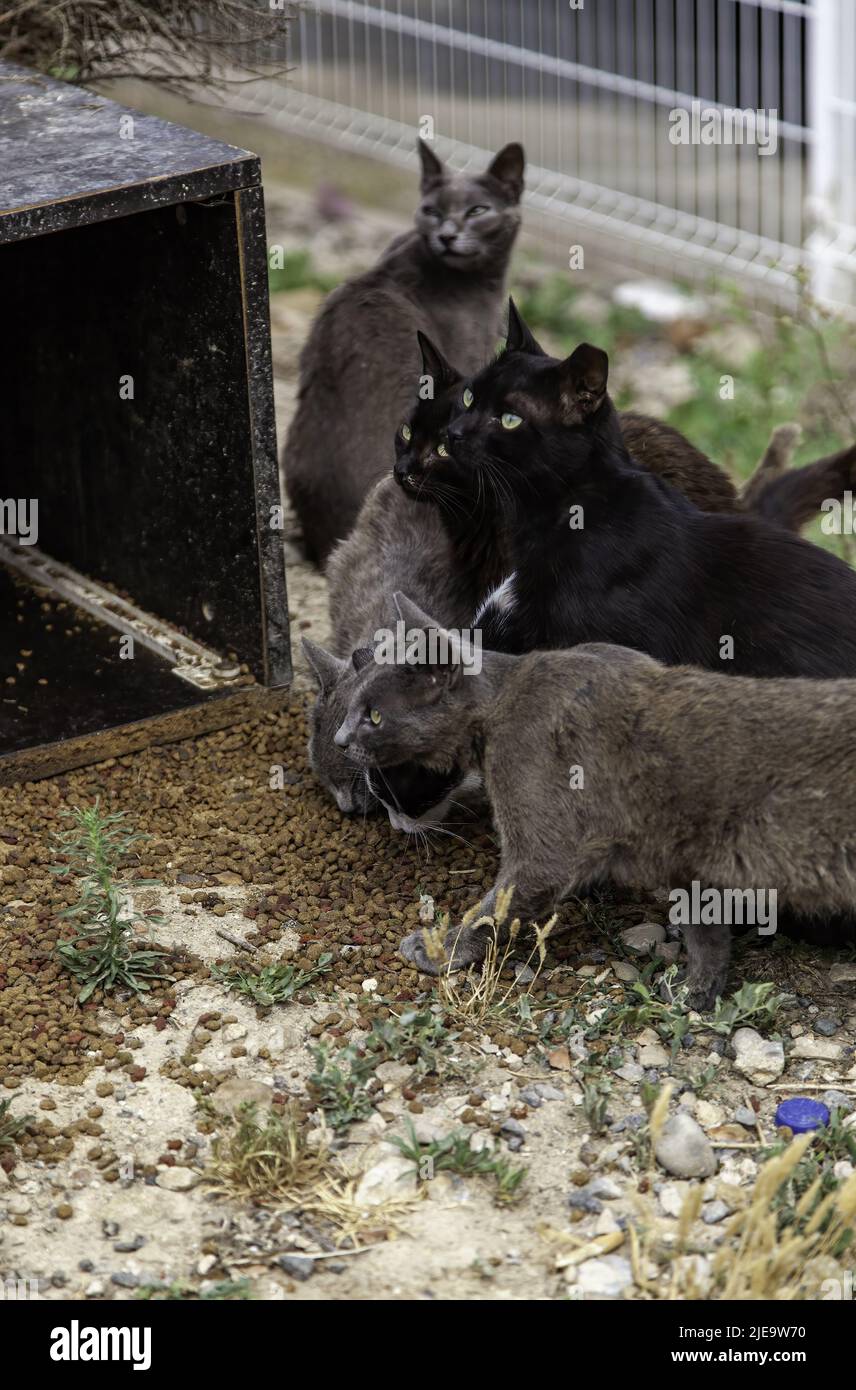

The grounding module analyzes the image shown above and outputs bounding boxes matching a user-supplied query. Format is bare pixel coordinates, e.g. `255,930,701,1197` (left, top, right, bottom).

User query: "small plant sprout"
708,980,792,1035
390,1121,527,1206
52,801,169,1003
0,1097,32,1150
210,954,333,1006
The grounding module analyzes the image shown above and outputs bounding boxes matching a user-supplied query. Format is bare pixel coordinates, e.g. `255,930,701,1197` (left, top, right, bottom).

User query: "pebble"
814,1017,841,1037
702,1200,730,1225
155,1167,199,1192
85,1280,105,1297
500,1118,525,1140
830,962,856,985
533,1084,564,1102
821,1090,854,1116
620,922,665,955
111,1272,139,1288
277,1255,314,1281
639,1043,670,1068
114,1235,145,1252
518,1088,543,1108
654,1112,717,1179
615,1062,644,1084
575,1254,634,1299
791,1037,844,1061
731,1028,785,1083
658,1182,687,1218
7,1195,32,1215
610,960,640,983
728,1107,754,1130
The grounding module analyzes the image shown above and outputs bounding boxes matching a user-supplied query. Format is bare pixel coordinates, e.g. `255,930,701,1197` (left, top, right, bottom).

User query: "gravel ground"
1,185,855,1303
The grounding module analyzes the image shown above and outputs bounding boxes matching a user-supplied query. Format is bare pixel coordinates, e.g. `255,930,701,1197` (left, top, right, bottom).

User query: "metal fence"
236,0,856,308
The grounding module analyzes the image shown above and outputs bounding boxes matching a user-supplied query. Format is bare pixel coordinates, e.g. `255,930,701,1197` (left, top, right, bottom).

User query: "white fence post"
808,0,853,304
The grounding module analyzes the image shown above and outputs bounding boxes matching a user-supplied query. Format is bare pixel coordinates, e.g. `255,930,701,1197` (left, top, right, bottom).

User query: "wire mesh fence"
230,0,856,308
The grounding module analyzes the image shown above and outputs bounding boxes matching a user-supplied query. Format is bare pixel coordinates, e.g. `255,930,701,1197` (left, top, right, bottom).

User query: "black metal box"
0,63,290,782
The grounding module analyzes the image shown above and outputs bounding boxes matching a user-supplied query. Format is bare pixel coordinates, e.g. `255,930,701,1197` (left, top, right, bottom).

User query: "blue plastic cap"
774,1098,830,1134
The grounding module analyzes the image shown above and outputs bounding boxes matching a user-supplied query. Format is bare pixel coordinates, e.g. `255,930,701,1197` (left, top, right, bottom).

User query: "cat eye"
421,206,442,220
466,205,490,218
400,424,412,442
463,388,474,409
436,443,449,457
501,413,523,430
369,708,382,726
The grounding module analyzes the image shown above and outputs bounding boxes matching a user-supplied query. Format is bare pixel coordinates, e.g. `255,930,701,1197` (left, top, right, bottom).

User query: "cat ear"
485,142,525,203
393,592,466,690
417,331,461,389
393,592,440,632
505,297,546,357
557,343,609,418
418,139,446,192
302,639,347,695
351,646,374,673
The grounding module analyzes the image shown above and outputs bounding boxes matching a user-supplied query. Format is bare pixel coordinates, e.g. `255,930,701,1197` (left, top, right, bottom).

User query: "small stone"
85,1280,105,1297
95,1082,114,1098
500,1118,525,1140
7,1195,31,1215
638,1043,670,1068
702,1200,730,1225
730,1107,755,1130
611,960,640,983
615,1062,644,1084
55,1203,73,1220
655,1112,717,1179
210,1077,273,1117
695,1101,725,1129
113,1235,145,1253
791,1037,843,1062
534,1084,565,1102
197,1254,218,1276
576,1254,633,1299
658,1182,687,1218
155,1167,199,1192
814,1017,841,1037
829,962,856,985
620,922,666,955
822,1090,854,1116
587,1176,623,1200
732,1028,785,1084
518,1088,543,1108
111,1272,139,1288
278,1255,314,1281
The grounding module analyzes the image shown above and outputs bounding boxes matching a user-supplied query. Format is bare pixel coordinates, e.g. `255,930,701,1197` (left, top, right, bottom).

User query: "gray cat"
283,140,525,565
302,474,481,812
334,592,856,1008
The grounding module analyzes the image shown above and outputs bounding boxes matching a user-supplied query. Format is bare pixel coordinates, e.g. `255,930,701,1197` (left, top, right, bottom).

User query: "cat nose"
333,725,350,749
439,231,457,248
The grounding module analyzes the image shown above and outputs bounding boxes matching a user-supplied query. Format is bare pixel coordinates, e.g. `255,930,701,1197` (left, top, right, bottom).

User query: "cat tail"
742,426,856,533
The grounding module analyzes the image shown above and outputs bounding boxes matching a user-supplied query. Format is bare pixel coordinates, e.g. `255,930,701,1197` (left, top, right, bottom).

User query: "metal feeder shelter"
0,63,291,784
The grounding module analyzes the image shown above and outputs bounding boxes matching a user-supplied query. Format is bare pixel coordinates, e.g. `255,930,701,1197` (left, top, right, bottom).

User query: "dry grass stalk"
0,0,293,95
432,885,557,1027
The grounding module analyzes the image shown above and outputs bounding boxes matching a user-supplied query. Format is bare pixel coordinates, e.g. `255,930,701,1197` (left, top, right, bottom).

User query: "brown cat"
283,140,525,565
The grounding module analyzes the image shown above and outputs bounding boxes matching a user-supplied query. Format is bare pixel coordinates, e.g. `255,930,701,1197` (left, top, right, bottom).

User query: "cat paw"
683,974,726,1013
399,928,445,976
399,925,488,975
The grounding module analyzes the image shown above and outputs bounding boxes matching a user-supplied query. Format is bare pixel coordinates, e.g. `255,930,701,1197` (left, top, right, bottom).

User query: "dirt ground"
2,184,855,1305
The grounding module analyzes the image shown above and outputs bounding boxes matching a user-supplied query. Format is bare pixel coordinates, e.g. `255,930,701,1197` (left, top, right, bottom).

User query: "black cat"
442,304,856,678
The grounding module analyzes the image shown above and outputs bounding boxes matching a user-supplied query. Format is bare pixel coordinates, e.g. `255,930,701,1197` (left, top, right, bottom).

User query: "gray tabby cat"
334,593,856,1009
284,140,525,565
